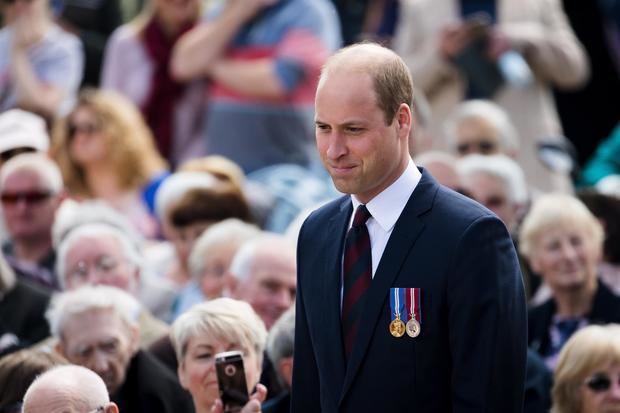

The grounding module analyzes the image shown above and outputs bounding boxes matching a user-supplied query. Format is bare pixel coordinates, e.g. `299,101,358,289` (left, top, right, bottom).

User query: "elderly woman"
172,298,267,413
520,194,620,370
51,88,168,239
552,324,620,413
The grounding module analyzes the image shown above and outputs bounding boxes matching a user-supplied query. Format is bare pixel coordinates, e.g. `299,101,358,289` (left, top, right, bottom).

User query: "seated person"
22,365,118,413
47,285,193,412
0,348,67,413
552,324,620,413
520,194,620,370
171,298,267,413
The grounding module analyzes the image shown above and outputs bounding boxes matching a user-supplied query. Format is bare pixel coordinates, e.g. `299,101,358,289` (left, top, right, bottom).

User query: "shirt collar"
351,159,421,232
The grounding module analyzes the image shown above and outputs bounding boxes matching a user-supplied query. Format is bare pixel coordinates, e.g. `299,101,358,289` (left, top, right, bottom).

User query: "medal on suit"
389,288,406,337
406,288,421,338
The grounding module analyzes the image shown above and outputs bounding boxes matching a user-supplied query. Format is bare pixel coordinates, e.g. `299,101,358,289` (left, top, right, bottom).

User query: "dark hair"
169,184,252,227
0,349,67,409
577,190,620,263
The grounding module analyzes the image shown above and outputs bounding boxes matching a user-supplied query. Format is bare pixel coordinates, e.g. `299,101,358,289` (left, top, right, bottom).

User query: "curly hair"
51,88,167,197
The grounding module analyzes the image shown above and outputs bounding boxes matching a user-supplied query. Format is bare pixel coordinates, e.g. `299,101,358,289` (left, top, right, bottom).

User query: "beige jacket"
394,0,589,192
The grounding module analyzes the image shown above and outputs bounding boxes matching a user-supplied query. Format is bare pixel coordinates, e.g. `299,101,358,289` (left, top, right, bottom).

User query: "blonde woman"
172,298,268,413
51,88,168,238
552,324,620,413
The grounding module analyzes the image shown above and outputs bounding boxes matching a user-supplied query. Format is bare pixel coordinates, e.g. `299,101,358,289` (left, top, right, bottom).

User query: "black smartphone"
215,350,249,413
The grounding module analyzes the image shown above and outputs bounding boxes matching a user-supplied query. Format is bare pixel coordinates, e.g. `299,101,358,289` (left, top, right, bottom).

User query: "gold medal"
406,318,420,338
389,318,406,337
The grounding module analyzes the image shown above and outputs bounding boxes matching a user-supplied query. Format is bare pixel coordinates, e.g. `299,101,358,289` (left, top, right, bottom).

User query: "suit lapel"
317,197,351,398
339,171,438,403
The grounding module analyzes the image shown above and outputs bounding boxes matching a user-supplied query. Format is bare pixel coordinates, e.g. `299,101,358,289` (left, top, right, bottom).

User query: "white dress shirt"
348,159,421,277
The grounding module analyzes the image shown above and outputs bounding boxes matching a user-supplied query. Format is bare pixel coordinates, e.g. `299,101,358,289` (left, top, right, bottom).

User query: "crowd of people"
0,0,619,412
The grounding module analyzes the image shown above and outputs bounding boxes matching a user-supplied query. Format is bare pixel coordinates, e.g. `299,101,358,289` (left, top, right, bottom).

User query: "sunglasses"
1,0,34,4
0,191,52,205
456,140,497,155
584,372,620,393
0,147,35,162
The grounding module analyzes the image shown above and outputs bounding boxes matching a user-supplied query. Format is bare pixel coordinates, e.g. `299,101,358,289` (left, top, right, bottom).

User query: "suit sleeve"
290,219,322,413
447,216,527,413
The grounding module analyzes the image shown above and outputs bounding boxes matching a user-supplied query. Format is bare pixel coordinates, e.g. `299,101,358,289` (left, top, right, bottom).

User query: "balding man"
229,234,297,330
292,43,526,412
23,365,119,413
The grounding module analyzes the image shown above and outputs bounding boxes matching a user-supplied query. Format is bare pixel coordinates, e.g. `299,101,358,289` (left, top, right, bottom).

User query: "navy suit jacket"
291,169,527,412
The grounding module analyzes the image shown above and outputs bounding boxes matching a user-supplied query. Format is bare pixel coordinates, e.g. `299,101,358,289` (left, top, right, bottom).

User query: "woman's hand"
211,384,268,413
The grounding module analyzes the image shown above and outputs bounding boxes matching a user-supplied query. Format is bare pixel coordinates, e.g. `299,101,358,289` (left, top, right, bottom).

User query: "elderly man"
457,153,529,234
48,285,193,413
229,233,297,330
263,308,295,413
55,222,169,347
22,365,119,413
0,152,65,290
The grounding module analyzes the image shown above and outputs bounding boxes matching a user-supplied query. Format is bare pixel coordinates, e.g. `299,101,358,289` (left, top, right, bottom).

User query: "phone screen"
215,351,249,413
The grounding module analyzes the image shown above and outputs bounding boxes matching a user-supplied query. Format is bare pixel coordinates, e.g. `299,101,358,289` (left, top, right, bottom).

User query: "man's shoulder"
304,195,348,224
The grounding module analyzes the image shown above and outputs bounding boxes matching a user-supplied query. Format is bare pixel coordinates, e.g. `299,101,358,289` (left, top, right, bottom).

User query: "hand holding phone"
215,351,250,413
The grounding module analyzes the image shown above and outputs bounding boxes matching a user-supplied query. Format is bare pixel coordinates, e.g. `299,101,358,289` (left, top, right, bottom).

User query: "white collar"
351,159,421,232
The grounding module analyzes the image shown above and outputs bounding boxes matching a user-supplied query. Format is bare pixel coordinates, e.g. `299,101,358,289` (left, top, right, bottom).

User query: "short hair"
0,153,64,194
0,349,67,409
444,100,520,154
180,155,245,193
46,285,141,339
52,199,143,250
552,324,620,413
519,193,604,260
168,183,252,228
55,223,143,290
228,234,296,283
266,307,295,372
171,298,267,364
154,171,218,221
457,154,529,204
22,365,110,413
188,219,261,280
51,88,167,197
319,42,414,125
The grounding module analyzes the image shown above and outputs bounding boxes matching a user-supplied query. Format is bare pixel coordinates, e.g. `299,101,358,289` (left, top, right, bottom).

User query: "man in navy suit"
291,43,527,412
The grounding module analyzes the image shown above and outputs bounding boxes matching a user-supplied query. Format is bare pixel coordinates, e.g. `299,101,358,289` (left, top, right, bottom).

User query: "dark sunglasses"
0,191,52,205
1,0,33,4
456,140,497,155
68,122,99,139
584,373,620,393
0,147,35,162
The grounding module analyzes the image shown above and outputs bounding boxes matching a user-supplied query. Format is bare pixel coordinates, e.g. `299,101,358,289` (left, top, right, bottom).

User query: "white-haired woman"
520,194,620,370
172,298,267,413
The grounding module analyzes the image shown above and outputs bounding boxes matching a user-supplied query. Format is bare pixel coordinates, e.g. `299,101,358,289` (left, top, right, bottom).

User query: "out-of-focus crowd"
0,0,619,412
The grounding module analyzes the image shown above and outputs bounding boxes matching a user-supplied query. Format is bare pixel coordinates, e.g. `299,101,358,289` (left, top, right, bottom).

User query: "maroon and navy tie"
341,204,372,359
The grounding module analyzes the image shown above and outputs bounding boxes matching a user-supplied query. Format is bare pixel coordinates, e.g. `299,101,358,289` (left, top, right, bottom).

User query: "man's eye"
316,124,330,131
346,127,363,133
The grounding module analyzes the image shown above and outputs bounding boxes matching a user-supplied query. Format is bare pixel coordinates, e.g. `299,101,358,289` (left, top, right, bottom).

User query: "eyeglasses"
0,190,52,205
68,121,99,139
456,140,497,155
69,255,121,282
584,372,620,393
86,405,106,413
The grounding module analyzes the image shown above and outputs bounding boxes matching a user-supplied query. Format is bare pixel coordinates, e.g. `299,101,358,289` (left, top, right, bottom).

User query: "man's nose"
88,351,110,373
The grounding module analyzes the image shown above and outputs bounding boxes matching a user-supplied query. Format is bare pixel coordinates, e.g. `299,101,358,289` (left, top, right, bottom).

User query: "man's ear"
278,357,294,388
128,324,141,354
106,402,120,413
396,103,413,139
55,340,67,357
